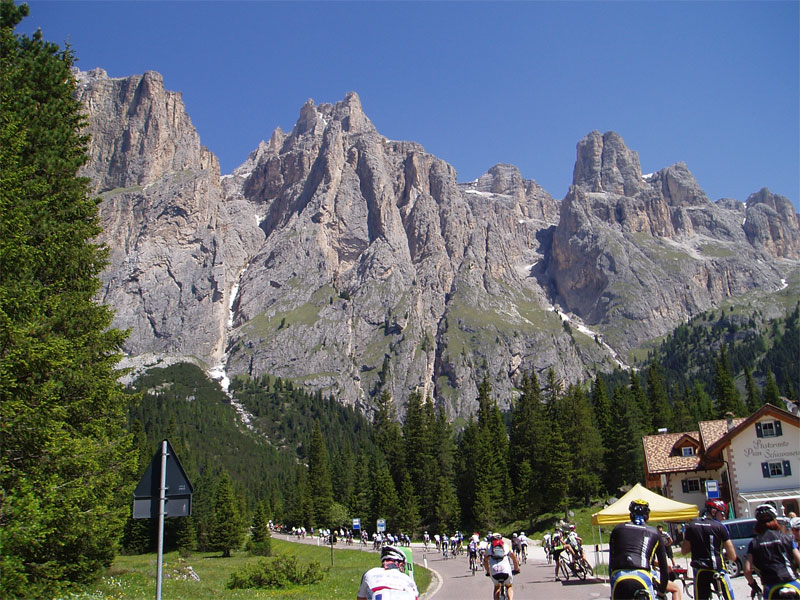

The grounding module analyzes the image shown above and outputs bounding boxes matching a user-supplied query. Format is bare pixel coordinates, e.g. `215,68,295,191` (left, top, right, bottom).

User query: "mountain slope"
76,69,800,417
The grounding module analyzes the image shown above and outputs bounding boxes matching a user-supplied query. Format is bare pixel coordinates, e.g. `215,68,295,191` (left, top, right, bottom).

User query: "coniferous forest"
1,3,798,598
119,301,798,560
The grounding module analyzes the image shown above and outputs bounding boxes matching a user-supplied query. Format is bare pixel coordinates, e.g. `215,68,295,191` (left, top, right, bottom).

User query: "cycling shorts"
692,568,733,600
610,568,656,600
764,579,800,599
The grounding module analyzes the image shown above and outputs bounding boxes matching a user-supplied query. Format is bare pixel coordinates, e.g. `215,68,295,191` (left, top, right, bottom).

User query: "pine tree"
373,390,406,488
175,516,197,556
763,371,782,407
509,371,538,498
744,366,761,413
714,345,746,416
308,421,334,527
208,472,244,557
561,385,604,505
647,362,673,431
1,4,136,596
396,472,421,534
371,459,399,530
590,375,612,446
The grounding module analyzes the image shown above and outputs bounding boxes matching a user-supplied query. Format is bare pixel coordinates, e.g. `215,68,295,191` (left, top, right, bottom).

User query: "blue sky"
18,1,800,210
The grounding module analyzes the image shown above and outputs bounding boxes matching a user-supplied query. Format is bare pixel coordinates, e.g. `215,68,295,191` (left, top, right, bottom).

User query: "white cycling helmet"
381,545,406,564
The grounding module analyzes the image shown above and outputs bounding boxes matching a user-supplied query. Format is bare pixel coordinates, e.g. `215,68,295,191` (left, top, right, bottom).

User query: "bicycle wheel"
559,560,570,580
581,558,593,576
684,580,693,599
575,560,587,580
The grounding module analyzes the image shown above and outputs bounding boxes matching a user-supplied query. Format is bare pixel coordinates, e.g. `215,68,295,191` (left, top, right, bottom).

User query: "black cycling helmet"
629,499,650,522
381,544,406,564
754,503,778,523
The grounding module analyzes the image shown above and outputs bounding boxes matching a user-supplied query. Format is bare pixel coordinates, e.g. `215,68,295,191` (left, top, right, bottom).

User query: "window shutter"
783,461,791,476
682,480,689,493
761,462,771,478
755,422,763,438
774,421,783,436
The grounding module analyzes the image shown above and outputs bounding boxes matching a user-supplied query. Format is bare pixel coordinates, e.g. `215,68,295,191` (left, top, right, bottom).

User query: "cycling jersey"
609,521,668,595
487,551,514,585
746,529,798,586
358,566,419,599
683,517,731,571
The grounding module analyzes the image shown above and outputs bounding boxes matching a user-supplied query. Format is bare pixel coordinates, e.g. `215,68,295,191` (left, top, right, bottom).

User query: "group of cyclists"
543,522,591,581
609,498,800,600
354,497,800,599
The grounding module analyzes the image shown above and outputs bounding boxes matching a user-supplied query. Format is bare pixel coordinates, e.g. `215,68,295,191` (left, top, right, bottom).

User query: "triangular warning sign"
133,440,193,518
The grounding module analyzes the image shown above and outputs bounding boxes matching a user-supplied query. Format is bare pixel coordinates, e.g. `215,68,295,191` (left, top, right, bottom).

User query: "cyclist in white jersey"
357,545,418,600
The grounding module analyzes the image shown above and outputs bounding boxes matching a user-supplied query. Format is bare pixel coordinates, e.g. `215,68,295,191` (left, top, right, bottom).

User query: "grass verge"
59,538,432,600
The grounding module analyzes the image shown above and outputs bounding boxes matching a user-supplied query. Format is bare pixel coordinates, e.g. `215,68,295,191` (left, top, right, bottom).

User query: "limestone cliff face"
77,69,262,364
77,71,800,417
549,131,798,353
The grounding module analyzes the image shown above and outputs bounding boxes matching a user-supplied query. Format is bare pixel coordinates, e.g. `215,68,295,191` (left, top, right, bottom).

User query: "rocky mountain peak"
573,130,644,196
75,68,218,192
473,164,525,194
647,162,709,207
744,188,800,258
75,71,799,419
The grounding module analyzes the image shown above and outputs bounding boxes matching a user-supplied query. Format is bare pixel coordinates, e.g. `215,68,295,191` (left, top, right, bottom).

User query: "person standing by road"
680,499,736,600
657,525,677,569
357,544,418,600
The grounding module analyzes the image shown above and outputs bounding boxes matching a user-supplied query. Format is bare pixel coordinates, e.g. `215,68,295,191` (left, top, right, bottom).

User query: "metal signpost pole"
156,440,168,600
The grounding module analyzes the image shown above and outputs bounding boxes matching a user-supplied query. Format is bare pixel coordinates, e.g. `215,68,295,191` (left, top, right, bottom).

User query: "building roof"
642,405,800,479
704,404,800,458
698,417,746,451
642,431,703,474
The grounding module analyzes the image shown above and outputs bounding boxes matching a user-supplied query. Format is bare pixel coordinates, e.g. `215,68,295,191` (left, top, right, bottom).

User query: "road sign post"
133,440,193,600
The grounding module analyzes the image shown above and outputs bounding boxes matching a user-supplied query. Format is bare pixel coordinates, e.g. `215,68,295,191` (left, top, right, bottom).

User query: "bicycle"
469,552,480,575
670,566,694,599
684,569,732,600
748,573,800,600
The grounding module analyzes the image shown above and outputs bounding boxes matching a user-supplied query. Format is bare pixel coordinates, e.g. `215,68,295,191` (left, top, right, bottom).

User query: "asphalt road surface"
283,534,756,599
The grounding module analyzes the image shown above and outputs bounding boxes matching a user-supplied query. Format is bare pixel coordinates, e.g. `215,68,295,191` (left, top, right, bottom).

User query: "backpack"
491,538,505,559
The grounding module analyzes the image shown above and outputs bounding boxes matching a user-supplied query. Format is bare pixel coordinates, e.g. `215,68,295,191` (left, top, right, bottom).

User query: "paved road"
282,535,755,599
417,543,756,600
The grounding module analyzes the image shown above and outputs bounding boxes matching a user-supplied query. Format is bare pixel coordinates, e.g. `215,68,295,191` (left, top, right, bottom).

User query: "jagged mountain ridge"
75,68,800,418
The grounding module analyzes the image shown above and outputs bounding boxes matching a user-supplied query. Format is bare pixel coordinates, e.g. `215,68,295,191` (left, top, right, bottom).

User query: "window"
681,478,701,493
756,420,783,438
681,447,695,457
761,460,792,478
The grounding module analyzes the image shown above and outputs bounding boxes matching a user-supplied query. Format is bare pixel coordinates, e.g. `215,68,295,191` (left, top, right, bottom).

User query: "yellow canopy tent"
591,483,699,526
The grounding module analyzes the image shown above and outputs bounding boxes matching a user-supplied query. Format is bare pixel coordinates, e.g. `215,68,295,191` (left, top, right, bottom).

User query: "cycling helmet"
380,545,406,564
512,533,518,538
629,499,651,522
705,499,727,516
492,532,503,540
790,517,800,530
754,504,778,523
569,524,576,531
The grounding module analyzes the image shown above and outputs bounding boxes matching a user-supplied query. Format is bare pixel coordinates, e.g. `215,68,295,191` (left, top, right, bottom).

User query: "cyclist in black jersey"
609,499,669,599
680,499,736,600
744,504,800,599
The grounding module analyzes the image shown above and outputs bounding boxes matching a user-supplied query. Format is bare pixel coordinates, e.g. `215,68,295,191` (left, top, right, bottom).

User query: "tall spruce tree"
308,421,334,527
647,362,673,432
560,385,604,504
714,345,746,416
208,471,244,557
0,4,136,597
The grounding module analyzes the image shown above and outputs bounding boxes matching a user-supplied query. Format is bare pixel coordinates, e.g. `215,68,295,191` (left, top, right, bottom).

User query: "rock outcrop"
76,71,800,417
